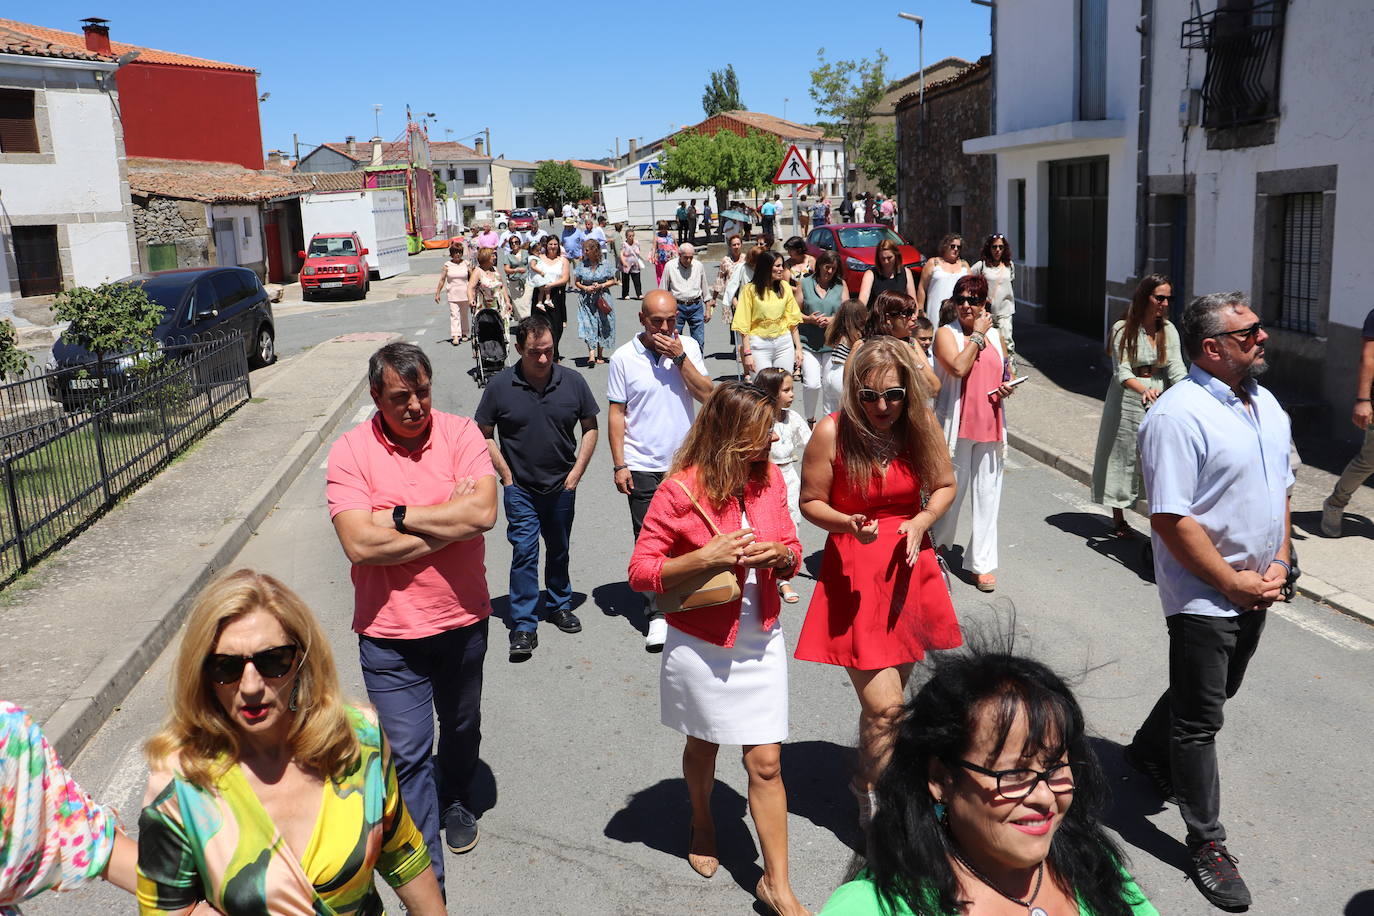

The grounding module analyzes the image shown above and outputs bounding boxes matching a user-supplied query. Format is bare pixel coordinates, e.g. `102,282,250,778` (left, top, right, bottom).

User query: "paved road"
26,258,1374,915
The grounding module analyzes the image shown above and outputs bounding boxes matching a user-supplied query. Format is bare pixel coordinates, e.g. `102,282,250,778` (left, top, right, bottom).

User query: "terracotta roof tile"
0,24,113,62
127,157,304,203
302,171,366,192
0,18,254,72
428,141,486,161
715,110,832,142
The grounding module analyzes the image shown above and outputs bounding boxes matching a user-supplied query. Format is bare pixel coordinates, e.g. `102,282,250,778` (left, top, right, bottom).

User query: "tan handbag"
658,480,742,614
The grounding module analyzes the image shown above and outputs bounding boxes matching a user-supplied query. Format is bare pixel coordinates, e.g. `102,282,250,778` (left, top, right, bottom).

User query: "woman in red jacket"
628,381,809,916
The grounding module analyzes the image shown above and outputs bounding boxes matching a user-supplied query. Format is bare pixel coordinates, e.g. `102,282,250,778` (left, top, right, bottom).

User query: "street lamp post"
897,13,925,118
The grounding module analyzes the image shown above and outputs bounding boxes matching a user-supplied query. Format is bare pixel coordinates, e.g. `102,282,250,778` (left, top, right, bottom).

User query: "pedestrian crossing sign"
773,145,816,185
639,161,663,185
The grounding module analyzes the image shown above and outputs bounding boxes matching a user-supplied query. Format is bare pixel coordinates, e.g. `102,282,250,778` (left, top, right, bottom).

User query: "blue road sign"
639,161,663,185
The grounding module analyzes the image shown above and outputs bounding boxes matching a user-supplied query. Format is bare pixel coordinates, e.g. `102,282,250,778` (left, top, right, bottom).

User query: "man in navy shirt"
474,315,600,661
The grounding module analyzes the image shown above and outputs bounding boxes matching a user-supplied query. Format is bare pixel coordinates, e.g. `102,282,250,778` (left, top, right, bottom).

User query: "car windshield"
837,227,905,249
308,237,357,256
129,276,191,319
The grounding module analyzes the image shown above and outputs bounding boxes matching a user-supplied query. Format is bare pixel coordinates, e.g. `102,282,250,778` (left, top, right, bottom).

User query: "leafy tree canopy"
857,126,898,197
658,128,784,214
533,161,593,209
809,48,889,157
702,64,745,117
53,281,163,357
0,320,31,381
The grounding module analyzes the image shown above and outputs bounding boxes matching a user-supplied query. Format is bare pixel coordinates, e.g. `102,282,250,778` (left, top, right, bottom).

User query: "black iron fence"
0,332,251,587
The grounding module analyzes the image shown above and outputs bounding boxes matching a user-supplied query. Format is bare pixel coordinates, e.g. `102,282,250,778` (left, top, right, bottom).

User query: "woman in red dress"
796,335,961,827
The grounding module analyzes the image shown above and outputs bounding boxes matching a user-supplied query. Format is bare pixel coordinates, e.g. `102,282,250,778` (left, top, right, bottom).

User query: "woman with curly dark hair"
820,649,1159,916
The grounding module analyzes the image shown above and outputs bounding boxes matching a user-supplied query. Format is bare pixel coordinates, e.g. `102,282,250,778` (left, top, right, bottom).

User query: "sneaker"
443,803,480,854
1321,496,1343,538
645,617,667,653
549,608,582,634
1123,744,1177,805
1188,841,1251,908
508,630,537,662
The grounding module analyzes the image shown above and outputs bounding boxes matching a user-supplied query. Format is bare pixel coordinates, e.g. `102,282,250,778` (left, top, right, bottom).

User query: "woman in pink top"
434,242,472,344
930,274,1017,592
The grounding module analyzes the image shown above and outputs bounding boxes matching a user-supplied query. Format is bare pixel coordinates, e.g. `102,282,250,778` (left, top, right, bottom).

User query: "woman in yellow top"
735,250,804,377
137,569,445,916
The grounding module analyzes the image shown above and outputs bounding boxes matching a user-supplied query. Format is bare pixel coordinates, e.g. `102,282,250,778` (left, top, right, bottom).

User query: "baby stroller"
471,307,507,387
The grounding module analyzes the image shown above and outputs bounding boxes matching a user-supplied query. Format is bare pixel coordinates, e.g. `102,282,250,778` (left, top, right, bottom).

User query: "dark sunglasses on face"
1215,321,1263,344
205,644,299,685
858,387,907,403
1151,293,1172,301
885,308,917,320
954,296,986,306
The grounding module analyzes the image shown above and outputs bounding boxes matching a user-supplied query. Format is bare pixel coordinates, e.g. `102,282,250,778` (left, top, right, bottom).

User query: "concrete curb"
44,337,393,763
1006,428,1374,629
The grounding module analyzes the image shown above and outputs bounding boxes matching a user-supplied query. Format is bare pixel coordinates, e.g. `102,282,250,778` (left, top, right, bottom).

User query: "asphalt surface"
24,247,1374,916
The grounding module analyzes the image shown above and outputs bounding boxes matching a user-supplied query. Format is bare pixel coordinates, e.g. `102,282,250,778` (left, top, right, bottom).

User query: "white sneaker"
645,617,667,653
1321,497,1343,538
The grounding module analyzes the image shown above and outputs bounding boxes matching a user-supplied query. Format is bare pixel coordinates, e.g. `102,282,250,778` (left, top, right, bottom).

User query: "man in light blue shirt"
565,215,604,264
1126,292,1292,910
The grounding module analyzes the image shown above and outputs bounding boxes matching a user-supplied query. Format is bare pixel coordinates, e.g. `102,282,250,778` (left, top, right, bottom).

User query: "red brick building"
0,17,264,169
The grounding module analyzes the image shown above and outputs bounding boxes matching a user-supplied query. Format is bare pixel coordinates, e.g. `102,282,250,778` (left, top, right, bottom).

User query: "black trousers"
677,219,689,243
621,270,642,299
1131,609,1267,846
627,469,665,620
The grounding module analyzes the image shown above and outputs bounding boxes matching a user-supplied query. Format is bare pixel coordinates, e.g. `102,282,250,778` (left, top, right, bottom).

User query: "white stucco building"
966,0,1369,438
0,38,136,317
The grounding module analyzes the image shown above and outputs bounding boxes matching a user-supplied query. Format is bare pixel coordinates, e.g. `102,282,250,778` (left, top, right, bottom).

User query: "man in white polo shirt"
607,289,714,650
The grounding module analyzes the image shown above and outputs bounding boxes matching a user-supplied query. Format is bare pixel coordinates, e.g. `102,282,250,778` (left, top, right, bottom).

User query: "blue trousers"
358,618,488,886
504,483,576,632
675,299,706,353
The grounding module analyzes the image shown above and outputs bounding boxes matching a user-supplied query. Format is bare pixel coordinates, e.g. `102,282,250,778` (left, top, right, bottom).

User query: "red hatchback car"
803,223,923,297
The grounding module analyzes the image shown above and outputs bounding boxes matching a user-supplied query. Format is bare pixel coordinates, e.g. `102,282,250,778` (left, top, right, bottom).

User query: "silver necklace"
951,847,1047,916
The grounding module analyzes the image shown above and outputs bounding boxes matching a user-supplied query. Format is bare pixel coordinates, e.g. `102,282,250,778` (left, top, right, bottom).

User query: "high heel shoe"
686,824,717,878
756,876,811,916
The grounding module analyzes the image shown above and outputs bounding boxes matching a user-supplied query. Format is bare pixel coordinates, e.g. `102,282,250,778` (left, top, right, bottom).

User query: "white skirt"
659,568,789,745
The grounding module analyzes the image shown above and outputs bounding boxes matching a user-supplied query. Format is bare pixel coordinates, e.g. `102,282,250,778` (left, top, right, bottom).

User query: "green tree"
53,281,162,361
533,161,592,210
809,48,889,171
0,319,32,381
432,172,448,199
659,128,785,219
702,64,745,117
857,126,898,197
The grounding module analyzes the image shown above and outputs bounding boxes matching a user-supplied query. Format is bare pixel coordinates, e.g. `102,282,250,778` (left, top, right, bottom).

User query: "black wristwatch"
672,352,687,367
392,505,409,535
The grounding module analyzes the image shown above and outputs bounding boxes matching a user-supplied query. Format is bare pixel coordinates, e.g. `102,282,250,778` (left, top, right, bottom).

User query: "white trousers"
750,334,795,372
800,350,829,421
821,356,846,416
932,438,1004,574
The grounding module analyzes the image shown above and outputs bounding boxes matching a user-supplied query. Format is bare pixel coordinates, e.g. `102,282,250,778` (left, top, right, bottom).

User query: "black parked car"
49,267,275,409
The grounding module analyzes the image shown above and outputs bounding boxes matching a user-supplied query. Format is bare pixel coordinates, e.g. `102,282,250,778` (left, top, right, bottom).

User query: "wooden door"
1047,158,1109,338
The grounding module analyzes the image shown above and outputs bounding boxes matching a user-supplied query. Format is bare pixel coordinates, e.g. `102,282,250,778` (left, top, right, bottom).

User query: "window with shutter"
13,226,60,296
0,89,41,154
1277,192,1322,334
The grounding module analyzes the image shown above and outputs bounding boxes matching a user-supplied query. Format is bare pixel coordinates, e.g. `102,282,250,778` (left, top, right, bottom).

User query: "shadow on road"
1346,890,1374,915
604,777,760,898
592,581,649,636
465,758,499,817
1044,513,1156,584
1293,507,1374,542
779,740,864,854
488,591,591,632
1088,736,1191,874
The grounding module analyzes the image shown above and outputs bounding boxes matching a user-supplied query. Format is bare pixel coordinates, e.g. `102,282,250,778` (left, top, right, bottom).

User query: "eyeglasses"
885,308,917,320
954,296,987,306
947,244,962,251
1214,321,1263,344
1151,293,1172,302
957,759,1078,800
204,644,299,685
858,387,907,403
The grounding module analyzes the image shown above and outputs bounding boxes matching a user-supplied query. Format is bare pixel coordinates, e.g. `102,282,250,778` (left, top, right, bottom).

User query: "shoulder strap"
672,479,723,536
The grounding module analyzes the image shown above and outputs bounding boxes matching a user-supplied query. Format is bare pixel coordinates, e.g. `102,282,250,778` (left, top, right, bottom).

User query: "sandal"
778,581,800,604
974,573,997,592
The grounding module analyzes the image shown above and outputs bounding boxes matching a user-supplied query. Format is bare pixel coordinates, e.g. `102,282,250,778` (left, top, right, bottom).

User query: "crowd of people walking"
1,203,1304,915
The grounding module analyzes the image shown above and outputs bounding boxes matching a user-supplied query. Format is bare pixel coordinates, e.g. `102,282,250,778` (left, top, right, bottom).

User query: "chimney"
80,18,111,54
267,150,282,166
370,136,384,168
629,138,638,160
345,136,357,157
474,137,484,156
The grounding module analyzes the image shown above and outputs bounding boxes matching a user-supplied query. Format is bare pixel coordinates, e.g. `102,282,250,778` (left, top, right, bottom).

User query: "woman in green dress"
819,649,1158,916
1090,275,1186,537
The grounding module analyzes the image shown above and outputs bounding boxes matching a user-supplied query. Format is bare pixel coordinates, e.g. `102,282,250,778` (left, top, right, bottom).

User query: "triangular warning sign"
773,144,816,185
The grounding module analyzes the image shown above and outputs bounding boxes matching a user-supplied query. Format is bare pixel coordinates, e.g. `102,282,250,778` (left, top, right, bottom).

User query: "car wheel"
249,324,275,368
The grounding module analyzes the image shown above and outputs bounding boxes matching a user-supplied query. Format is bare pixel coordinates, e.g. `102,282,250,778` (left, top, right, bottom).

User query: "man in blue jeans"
662,243,708,354
474,315,599,661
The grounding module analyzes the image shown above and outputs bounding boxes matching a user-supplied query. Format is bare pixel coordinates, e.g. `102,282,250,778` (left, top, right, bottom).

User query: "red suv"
299,232,370,301
804,223,923,297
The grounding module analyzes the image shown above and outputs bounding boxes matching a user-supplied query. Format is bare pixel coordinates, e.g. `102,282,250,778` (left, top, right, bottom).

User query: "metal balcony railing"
1181,0,1286,129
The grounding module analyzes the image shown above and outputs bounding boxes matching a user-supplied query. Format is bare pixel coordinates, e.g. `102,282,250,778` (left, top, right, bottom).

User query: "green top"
799,275,845,353
820,868,1159,916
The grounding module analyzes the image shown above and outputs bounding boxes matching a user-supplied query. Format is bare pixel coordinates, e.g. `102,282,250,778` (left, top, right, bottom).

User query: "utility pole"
292,132,299,164
373,104,382,138
485,127,491,158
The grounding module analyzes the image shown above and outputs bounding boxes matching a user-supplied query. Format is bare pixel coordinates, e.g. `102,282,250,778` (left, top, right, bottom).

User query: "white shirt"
606,333,708,472
1139,364,1293,617
663,258,706,304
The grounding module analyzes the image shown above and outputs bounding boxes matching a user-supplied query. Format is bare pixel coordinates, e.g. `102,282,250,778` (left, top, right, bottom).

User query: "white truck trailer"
299,188,409,279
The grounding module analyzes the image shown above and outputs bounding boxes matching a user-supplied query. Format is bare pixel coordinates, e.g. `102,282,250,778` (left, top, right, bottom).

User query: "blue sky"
16,0,991,163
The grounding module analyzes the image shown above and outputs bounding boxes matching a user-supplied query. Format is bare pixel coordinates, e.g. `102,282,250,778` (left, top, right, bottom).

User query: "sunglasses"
954,296,987,306
885,308,917,320
947,244,962,251
858,387,907,403
1215,321,1263,344
1151,293,1172,301
205,644,299,685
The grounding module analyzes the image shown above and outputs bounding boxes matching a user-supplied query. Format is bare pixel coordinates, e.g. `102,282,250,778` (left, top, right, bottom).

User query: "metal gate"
1047,157,1109,338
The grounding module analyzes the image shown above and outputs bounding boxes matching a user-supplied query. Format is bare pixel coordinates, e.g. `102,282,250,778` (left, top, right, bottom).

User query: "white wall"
994,0,1078,133
209,204,262,267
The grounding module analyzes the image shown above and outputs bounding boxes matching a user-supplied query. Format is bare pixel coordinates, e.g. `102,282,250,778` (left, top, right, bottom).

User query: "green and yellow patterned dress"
136,706,430,916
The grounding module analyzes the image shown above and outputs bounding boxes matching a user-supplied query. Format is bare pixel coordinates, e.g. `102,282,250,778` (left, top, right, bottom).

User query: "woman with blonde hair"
629,382,809,915
137,569,444,915
797,337,961,828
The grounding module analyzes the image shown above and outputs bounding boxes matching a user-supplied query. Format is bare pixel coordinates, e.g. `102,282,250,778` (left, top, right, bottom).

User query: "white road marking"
414,329,428,337
1272,604,1373,651
351,405,373,424
1052,490,1111,518
318,458,328,470
102,739,150,812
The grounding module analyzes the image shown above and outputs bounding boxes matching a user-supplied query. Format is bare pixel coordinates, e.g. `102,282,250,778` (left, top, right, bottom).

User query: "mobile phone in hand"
988,376,1030,398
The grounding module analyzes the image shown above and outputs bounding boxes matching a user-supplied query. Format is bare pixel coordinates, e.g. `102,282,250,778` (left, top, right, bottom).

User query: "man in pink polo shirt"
326,342,497,887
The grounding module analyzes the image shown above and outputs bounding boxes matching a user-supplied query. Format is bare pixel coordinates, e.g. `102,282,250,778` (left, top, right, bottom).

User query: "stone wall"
895,59,994,263
131,195,210,270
